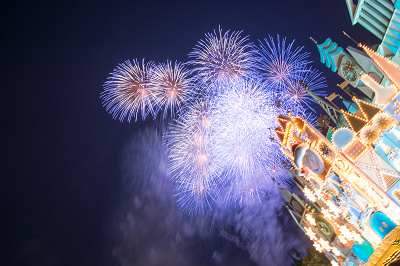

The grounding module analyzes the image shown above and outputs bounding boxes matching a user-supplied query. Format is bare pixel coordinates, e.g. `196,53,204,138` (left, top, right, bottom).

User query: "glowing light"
313,242,323,253
305,227,317,241
337,234,348,244
305,213,316,226
317,238,331,252
303,187,317,202
331,247,341,257
338,224,363,244
326,200,341,216
321,207,335,221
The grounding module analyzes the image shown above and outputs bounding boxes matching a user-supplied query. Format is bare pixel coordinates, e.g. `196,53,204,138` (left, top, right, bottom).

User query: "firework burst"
101,59,156,122
210,78,285,206
278,67,327,113
165,98,221,213
257,35,310,89
151,61,192,118
189,28,257,83
102,28,327,214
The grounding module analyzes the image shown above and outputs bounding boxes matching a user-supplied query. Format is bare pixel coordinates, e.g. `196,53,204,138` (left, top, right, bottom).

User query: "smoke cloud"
112,126,310,266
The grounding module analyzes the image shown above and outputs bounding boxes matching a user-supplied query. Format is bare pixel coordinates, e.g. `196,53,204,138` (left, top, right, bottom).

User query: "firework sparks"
257,35,310,89
151,61,192,118
278,67,327,113
102,28,326,214
189,27,257,83
101,59,156,122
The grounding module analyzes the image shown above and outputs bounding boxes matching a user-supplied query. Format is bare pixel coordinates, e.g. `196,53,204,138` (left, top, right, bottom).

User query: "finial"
343,31,359,46
310,37,318,44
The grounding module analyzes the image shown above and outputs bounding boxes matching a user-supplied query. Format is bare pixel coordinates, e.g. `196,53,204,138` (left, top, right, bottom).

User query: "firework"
189,27,257,83
174,177,216,215
278,66,327,113
151,61,192,118
165,98,222,214
102,28,326,214
212,79,278,176
101,59,156,122
210,78,286,206
257,35,310,89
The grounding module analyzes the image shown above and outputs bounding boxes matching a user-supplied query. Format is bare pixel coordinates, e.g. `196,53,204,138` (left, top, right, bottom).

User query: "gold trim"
364,225,400,265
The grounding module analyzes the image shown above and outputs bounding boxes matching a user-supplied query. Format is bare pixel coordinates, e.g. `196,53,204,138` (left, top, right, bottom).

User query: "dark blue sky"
1,1,377,265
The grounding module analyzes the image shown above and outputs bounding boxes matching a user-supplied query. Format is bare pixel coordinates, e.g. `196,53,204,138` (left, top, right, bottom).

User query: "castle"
278,1,400,265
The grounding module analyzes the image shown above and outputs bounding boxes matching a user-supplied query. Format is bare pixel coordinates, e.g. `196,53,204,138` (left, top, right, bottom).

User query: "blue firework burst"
189,27,257,83
256,35,310,90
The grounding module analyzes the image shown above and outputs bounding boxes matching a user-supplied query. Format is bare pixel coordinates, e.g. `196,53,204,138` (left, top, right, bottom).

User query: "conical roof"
275,115,291,144
274,129,285,143
361,44,400,90
342,110,368,133
354,98,381,121
277,115,290,131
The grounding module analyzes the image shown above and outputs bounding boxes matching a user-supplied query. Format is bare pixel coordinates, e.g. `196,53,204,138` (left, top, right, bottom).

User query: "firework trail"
189,27,257,83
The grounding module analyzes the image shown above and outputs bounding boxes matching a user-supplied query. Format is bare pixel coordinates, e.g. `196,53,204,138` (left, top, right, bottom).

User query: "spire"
310,37,318,45
343,31,359,46
306,88,344,127
275,115,291,144
353,98,381,121
360,43,400,90
316,38,344,72
341,110,368,133
360,73,397,106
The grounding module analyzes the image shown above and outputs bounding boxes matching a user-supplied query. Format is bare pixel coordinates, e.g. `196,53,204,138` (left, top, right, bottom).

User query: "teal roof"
326,127,334,141
351,239,374,263
317,38,332,64
316,38,343,72
383,15,400,54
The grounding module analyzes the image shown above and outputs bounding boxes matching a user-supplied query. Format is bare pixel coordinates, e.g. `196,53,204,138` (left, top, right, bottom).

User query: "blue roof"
317,38,332,64
316,38,343,72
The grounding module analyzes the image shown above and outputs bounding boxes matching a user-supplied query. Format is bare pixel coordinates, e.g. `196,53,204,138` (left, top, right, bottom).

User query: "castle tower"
313,37,378,101
345,0,400,57
360,43,400,89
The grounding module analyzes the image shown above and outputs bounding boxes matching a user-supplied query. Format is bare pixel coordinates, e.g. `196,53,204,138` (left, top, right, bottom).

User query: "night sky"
2,1,378,265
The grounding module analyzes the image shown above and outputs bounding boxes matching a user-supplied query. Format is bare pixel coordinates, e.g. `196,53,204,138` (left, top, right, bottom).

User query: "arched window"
370,212,396,239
